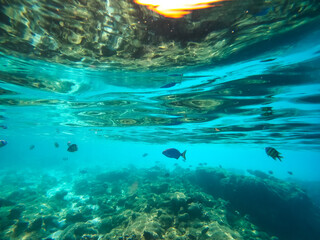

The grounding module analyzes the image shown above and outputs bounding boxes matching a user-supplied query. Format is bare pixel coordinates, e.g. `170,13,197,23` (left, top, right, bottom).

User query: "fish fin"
181,150,187,161
278,155,283,162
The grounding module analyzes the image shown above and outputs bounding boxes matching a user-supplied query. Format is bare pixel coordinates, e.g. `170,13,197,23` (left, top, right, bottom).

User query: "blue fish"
0,140,7,147
265,147,283,161
160,82,178,88
162,148,186,161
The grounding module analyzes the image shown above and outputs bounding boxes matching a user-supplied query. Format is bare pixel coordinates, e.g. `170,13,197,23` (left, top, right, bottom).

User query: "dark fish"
164,173,170,177
0,125,7,129
142,153,148,157
67,144,78,152
29,145,35,150
0,140,7,147
265,147,283,161
62,157,68,161
80,169,88,174
54,142,59,148
160,82,178,88
268,170,273,175
288,171,293,175
162,148,186,161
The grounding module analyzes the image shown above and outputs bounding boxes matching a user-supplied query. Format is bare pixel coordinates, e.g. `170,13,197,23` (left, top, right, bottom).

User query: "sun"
134,0,226,18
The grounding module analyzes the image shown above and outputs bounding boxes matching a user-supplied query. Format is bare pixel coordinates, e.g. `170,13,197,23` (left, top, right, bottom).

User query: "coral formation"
0,167,319,240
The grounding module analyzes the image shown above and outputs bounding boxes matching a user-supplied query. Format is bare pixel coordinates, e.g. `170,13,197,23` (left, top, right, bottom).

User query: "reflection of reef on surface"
0,0,319,70
0,166,319,240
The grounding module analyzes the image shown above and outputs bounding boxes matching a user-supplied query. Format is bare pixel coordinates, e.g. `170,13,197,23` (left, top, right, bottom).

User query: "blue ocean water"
1,1,320,240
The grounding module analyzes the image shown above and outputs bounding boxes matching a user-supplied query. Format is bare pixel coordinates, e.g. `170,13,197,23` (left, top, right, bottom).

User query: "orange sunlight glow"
134,0,226,18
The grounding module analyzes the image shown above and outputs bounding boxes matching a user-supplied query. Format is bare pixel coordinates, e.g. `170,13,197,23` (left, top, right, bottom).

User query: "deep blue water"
1,1,320,239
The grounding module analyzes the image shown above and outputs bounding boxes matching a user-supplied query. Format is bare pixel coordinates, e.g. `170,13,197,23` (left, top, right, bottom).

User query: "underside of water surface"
1,0,320,240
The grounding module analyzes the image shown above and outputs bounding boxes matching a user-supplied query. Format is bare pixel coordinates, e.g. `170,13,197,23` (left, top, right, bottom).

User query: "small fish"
164,173,170,177
29,145,35,150
54,142,59,148
268,170,273,175
160,82,178,88
79,169,88,174
265,147,283,161
0,125,7,129
0,140,7,147
288,171,293,175
142,153,148,157
62,157,68,161
162,148,186,161
67,143,78,152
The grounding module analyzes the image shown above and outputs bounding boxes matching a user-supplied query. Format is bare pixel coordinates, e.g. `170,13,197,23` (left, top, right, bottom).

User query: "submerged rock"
27,217,43,232
13,220,28,237
7,205,25,220
0,198,15,207
195,168,320,240
59,223,97,240
187,202,203,219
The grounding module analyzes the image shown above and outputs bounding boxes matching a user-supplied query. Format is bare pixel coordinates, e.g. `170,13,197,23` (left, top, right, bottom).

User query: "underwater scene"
1,0,320,239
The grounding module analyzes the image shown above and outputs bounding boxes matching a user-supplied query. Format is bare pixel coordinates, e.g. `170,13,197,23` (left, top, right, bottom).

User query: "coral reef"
195,167,320,240
0,167,319,240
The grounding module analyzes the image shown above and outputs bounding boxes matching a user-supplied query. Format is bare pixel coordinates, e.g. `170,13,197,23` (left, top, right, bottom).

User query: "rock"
13,221,28,237
54,190,68,201
43,216,60,230
97,217,113,234
169,192,187,213
7,205,25,220
150,183,169,194
159,214,174,229
0,198,15,207
195,168,320,240
27,217,43,232
0,216,14,232
177,213,189,223
187,203,203,219
124,215,163,239
59,223,97,240
66,208,92,224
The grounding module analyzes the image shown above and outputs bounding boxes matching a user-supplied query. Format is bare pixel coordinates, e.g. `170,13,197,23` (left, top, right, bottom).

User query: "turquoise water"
1,1,320,240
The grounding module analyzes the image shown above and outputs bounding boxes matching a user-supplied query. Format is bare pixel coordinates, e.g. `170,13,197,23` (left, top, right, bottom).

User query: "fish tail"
278,155,283,162
181,150,187,161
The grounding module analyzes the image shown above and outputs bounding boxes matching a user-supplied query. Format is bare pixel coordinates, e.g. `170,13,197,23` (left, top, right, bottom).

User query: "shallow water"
1,0,320,240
